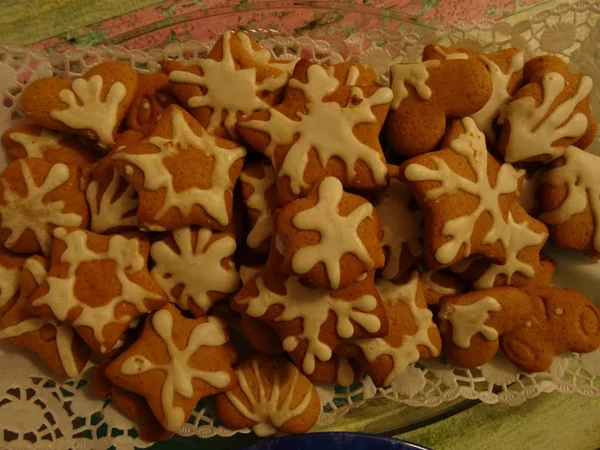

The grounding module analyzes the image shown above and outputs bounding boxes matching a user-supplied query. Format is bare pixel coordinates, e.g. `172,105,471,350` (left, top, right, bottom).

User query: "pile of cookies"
1,30,600,440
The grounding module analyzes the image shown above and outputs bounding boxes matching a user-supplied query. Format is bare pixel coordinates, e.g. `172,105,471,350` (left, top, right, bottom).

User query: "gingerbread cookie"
215,356,320,436
240,160,277,253
237,59,392,205
0,248,26,317
517,167,543,216
375,165,423,280
150,227,240,316
126,73,177,136
385,56,492,156
0,256,91,378
163,31,294,140
112,105,246,231
21,61,138,147
539,146,600,258
2,124,100,175
0,158,89,255
424,45,525,141
106,304,238,433
277,177,384,290
337,272,441,387
419,267,465,307
30,227,167,353
498,55,596,163
233,253,388,382
400,118,549,276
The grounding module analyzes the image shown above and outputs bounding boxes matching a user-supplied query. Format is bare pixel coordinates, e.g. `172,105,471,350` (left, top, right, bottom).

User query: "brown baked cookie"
150,227,240,317
86,131,142,234
163,31,295,140
400,118,549,276
424,45,525,141
112,105,246,231
21,61,138,147
0,256,91,378
2,124,100,176
516,166,543,216
29,227,167,354
236,59,392,205
419,267,465,307
375,165,423,280
0,248,27,317
337,272,441,387
240,160,277,253
232,250,388,382
498,55,596,163
215,356,320,436
106,304,238,433
277,177,384,290
0,158,89,255
385,56,492,157
126,73,177,136
501,287,600,372
539,146,600,258
438,286,536,368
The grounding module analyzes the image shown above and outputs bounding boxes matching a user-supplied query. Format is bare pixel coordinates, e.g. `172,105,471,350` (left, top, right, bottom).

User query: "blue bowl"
242,433,431,450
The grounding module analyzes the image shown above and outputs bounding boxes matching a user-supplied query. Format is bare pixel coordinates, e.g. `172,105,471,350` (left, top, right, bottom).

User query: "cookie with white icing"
112,105,246,232
29,227,168,354
240,160,278,253
385,56,492,157
540,146,600,258
375,164,423,280
337,272,441,387
150,227,240,317
0,248,26,317
21,61,138,147
216,356,320,436
125,73,177,136
277,177,385,290
424,45,525,141
498,55,596,163
163,31,295,140
0,256,91,378
2,124,100,177
237,59,392,205
106,304,238,433
0,158,89,255
418,267,465,307
86,131,142,234
400,118,549,277
232,250,388,382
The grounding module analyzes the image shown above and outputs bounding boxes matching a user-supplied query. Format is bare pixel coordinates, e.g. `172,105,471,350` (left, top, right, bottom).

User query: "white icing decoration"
439,296,502,348
150,227,240,313
237,275,381,375
0,265,20,313
113,107,246,227
9,129,63,158
24,257,47,286
239,265,261,285
470,51,524,140
345,66,361,85
404,117,524,264
499,72,593,162
50,75,127,146
236,31,298,73
389,60,440,109
31,228,164,352
525,320,532,328
225,358,312,437
86,169,138,233
120,310,231,432
540,146,600,252
291,177,375,289
241,64,391,195
336,355,355,387
240,164,276,249
168,31,289,138
0,161,83,255
555,308,564,316
433,46,469,60
352,273,439,386
376,178,423,280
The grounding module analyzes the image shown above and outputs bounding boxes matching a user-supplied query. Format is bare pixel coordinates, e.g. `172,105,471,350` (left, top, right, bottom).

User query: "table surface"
1,1,599,449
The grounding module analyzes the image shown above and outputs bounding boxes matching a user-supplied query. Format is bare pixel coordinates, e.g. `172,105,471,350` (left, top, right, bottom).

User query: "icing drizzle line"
87,169,138,233
240,163,277,249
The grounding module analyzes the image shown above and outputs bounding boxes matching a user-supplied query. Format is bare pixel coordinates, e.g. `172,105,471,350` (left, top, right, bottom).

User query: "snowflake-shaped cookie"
30,227,167,353
150,227,240,316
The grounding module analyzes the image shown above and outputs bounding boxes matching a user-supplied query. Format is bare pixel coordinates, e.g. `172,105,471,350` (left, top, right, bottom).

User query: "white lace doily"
0,1,599,447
